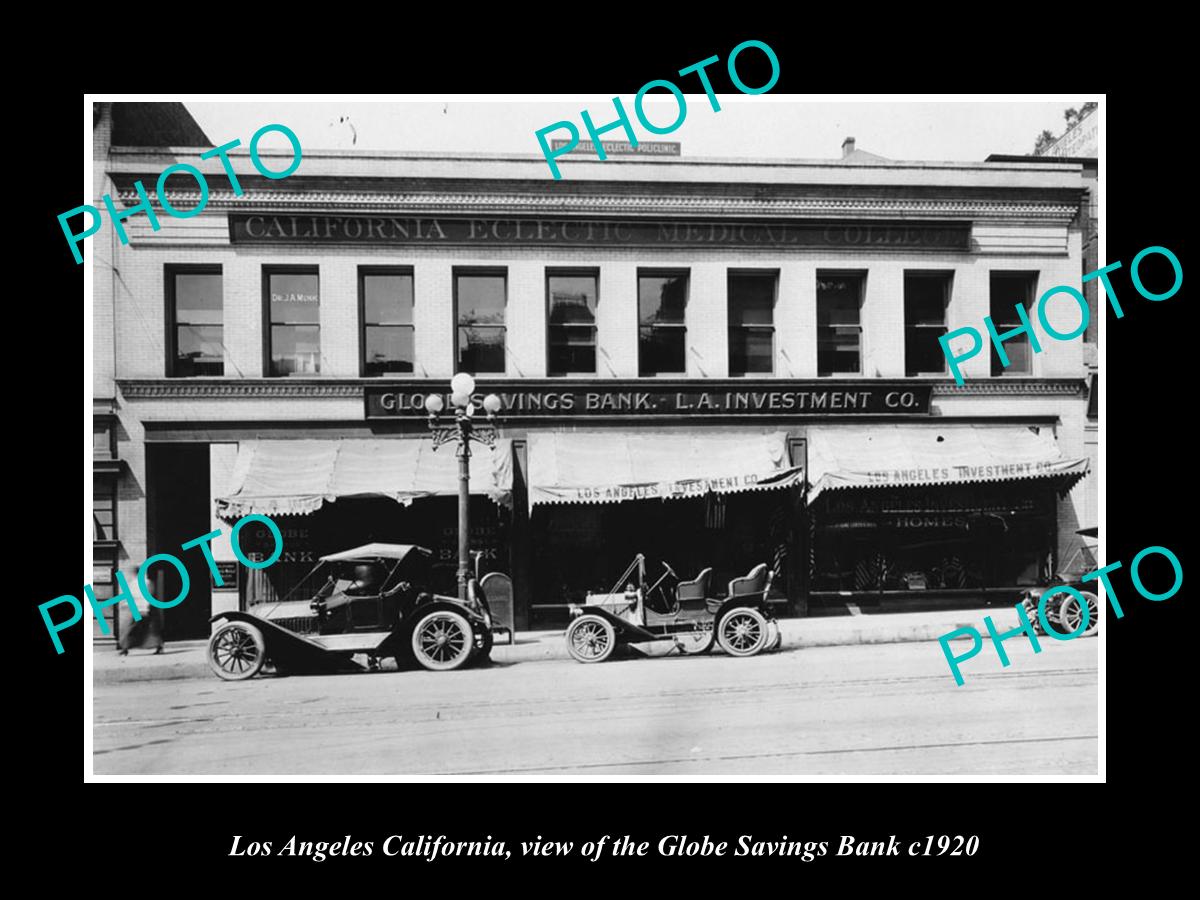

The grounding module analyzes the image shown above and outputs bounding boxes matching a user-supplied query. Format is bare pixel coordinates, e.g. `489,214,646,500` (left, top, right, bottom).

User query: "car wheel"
678,620,714,656
717,607,769,657
1023,594,1049,636
208,622,266,681
1059,590,1100,638
411,610,475,672
565,615,617,663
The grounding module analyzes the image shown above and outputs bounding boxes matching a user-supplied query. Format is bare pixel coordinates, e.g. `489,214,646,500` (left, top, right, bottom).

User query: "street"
93,638,1097,776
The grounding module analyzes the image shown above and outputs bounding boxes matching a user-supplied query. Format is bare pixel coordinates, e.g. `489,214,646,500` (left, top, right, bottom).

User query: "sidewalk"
92,608,1020,685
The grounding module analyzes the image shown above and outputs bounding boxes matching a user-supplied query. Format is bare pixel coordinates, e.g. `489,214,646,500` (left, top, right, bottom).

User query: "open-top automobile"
206,543,494,680
564,554,782,663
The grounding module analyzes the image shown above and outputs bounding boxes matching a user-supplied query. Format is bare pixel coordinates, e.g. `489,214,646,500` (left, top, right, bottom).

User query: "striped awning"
215,438,513,519
806,424,1090,502
528,431,803,509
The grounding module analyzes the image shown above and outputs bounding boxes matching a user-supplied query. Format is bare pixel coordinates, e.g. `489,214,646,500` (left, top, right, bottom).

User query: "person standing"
117,561,164,655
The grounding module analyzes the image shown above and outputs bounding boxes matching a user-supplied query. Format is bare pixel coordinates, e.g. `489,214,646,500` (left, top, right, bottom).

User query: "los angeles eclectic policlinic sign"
365,381,933,420
229,214,969,250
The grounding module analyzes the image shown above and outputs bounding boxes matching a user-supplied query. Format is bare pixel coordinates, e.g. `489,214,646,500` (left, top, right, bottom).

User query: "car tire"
411,609,475,672
208,621,267,681
1023,594,1049,636
1059,590,1100,638
565,615,617,663
678,620,714,656
717,607,770,657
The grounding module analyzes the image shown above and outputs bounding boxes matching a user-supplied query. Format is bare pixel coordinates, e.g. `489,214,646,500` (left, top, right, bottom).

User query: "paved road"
93,638,1097,776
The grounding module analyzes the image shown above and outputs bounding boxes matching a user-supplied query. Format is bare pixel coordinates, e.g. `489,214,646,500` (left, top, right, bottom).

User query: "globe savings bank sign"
365,380,933,421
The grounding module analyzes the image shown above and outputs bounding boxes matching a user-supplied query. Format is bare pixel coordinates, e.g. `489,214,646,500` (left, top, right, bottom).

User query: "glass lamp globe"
450,372,476,396
482,394,502,415
424,394,444,414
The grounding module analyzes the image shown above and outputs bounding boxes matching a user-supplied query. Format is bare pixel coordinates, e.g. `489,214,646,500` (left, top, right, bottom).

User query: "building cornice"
114,188,1080,224
117,378,1087,401
115,187,1079,223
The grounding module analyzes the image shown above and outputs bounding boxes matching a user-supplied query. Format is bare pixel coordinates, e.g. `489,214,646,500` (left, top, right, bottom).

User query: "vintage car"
564,554,782,663
206,543,495,680
1021,527,1100,639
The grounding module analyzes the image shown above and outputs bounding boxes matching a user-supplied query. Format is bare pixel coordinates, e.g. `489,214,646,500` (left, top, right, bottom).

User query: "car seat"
707,563,769,613
676,568,712,612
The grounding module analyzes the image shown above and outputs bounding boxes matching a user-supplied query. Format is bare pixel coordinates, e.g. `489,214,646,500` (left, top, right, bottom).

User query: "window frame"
358,265,416,377
545,267,600,377
165,263,224,378
988,271,1039,377
637,268,690,377
815,269,867,377
93,477,118,542
263,265,321,378
727,268,778,377
903,270,954,377
453,266,508,375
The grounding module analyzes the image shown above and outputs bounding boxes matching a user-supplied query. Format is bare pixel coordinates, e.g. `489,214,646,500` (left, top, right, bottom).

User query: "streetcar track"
434,734,1100,775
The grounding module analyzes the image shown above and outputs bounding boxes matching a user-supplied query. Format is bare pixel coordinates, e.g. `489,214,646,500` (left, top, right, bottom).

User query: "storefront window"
547,271,598,375
167,266,223,376
456,270,506,373
904,272,952,375
265,269,320,377
811,485,1055,595
728,271,776,375
360,269,414,376
816,272,864,375
639,270,688,375
989,272,1037,376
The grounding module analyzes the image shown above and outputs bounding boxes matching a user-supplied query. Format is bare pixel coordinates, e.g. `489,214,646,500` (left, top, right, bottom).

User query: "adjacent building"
92,104,1094,639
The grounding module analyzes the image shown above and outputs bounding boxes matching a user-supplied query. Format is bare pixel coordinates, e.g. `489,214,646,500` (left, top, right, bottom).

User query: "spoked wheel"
717,607,769,657
565,615,617,663
208,622,266,681
677,620,714,656
1059,590,1100,637
411,610,475,671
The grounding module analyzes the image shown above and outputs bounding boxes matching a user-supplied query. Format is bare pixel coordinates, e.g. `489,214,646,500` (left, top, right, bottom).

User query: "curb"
92,609,1025,685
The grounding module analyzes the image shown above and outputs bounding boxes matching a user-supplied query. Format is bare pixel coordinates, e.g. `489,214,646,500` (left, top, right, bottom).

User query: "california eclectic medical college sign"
365,381,933,420
229,214,969,250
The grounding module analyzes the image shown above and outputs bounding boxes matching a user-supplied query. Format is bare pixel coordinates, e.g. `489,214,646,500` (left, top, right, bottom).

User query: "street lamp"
425,374,503,602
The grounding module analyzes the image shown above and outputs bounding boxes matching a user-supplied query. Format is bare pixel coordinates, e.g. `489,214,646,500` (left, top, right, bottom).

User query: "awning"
215,438,513,519
528,431,803,509
806,424,1089,502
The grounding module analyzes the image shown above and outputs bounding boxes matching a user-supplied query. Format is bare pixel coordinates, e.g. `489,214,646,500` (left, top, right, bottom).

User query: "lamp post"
424,373,503,602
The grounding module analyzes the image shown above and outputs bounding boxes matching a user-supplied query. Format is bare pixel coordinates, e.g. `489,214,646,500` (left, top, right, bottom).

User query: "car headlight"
568,603,582,618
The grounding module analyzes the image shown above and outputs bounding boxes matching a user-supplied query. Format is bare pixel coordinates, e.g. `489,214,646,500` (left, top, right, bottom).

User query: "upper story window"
638,270,688,376
728,271,776,376
265,268,320,377
360,268,414,376
989,272,1038,376
904,272,952,376
455,269,506,374
547,270,598,376
816,271,864,376
167,266,223,377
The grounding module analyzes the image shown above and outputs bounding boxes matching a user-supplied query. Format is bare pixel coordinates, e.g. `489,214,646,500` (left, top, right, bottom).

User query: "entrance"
145,443,212,640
